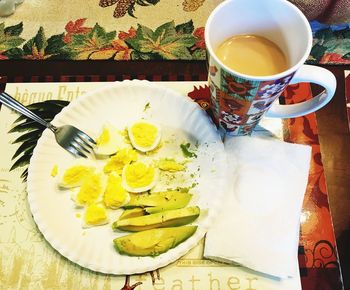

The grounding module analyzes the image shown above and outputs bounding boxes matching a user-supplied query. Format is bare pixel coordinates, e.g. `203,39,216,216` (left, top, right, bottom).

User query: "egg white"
127,120,161,152
121,163,158,193
94,123,131,157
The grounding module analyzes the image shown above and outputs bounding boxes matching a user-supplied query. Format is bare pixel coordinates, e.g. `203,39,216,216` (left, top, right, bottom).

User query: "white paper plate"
27,80,228,275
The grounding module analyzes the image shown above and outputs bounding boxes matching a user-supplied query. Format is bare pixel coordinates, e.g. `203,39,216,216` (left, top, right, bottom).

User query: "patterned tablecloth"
0,76,344,290
0,1,348,63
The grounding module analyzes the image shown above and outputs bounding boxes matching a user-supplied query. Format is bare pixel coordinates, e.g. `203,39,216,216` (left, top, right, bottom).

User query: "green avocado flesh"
118,208,146,220
113,226,198,256
113,206,200,232
124,190,192,212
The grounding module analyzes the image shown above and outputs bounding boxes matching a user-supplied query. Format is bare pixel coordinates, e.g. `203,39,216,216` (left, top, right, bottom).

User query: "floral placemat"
0,80,303,290
0,0,213,61
0,1,348,63
0,76,344,289
308,21,350,65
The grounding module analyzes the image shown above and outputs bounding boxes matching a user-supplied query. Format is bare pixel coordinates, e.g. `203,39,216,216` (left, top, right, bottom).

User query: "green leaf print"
192,49,206,59
175,20,194,34
309,43,327,62
131,50,159,60
313,27,350,56
46,33,66,55
126,21,196,60
67,23,116,59
3,47,24,59
34,26,48,52
9,100,69,181
0,22,25,52
4,22,23,36
20,27,67,59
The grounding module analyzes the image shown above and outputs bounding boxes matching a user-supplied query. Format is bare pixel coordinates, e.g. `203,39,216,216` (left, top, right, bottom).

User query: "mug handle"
265,65,337,118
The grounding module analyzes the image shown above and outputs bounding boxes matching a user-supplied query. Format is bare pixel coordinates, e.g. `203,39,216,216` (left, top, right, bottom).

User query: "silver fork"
0,92,96,158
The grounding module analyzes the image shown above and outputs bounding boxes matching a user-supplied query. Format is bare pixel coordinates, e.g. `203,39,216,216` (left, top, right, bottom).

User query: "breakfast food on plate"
83,203,109,228
118,207,147,220
73,173,106,207
121,161,158,193
103,148,138,174
180,142,197,158
103,172,130,209
94,123,130,156
113,226,198,257
158,158,186,172
54,119,200,257
112,206,200,232
51,164,58,177
58,159,95,188
124,190,192,213
127,120,161,152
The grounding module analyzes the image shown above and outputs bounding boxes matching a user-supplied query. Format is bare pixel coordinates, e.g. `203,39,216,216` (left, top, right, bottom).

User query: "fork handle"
0,92,56,130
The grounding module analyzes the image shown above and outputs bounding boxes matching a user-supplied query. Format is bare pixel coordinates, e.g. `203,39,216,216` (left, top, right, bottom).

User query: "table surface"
315,65,350,289
0,61,349,289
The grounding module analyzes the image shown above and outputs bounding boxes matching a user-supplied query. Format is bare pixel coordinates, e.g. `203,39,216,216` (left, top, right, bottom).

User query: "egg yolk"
130,122,158,148
84,203,107,225
104,173,129,208
104,148,138,174
96,127,110,145
51,164,58,177
158,159,185,172
77,173,104,205
124,162,155,189
62,165,94,187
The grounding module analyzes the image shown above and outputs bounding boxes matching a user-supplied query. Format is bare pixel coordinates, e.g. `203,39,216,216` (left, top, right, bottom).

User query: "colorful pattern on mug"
208,63,294,136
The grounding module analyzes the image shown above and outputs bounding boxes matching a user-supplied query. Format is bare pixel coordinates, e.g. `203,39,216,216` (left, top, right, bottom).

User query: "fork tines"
71,131,96,158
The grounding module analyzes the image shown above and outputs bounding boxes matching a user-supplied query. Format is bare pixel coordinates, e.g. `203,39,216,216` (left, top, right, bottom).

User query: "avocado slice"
124,190,192,210
113,206,200,232
113,226,197,256
118,208,146,220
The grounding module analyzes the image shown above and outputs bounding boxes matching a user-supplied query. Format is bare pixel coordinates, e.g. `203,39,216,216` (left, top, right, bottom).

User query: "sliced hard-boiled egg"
83,203,109,228
94,123,130,156
73,173,106,207
58,159,95,188
122,161,157,193
103,148,138,174
128,120,161,152
103,172,130,209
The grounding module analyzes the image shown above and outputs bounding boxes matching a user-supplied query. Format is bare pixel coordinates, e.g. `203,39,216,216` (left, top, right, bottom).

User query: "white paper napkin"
204,136,312,279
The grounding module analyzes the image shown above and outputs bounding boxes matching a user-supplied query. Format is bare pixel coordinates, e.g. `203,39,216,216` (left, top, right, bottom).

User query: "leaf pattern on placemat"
126,21,196,60
65,23,117,60
1,19,348,62
0,22,25,59
308,27,350,64
0,19,205,60
3,26,68,60
64,18,92,44
99,0,160,18
9,100,69,181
